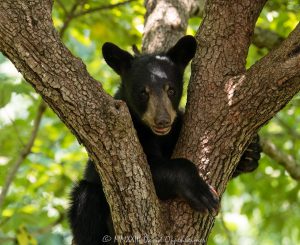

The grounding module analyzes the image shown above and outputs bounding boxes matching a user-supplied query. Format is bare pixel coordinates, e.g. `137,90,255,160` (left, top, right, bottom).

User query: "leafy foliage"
0,0,299,244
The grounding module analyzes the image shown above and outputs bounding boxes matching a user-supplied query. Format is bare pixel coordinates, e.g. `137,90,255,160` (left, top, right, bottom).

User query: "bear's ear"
102,42,134,75
166,35,197,70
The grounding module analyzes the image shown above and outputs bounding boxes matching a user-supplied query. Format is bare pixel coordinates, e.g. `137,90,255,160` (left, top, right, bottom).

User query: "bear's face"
102,36,197,135
122,55,183,135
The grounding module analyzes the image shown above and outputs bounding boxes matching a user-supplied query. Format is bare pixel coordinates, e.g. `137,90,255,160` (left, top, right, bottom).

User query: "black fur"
232,135,261,178
68,36,261,245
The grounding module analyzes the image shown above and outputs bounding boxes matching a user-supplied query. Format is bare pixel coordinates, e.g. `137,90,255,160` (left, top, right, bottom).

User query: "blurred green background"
0,0,299,244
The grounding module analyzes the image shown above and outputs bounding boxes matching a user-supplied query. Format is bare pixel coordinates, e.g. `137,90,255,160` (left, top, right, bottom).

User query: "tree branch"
0,2,82,212
168,0,300,241
0,102,46,209
193,1,284,52
73,0,137,18
175,0,284,52
143,0,200,53
167,0,268,239
275,116,300,141
59,0,86,38
55,0,68,15
142,0,298,241
261,137,300,180
59,0,136,37
0,0,163,237
181,1,300,189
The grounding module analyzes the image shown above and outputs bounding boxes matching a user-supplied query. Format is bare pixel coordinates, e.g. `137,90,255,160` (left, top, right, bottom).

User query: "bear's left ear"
166,35,197,70
102,42,134,75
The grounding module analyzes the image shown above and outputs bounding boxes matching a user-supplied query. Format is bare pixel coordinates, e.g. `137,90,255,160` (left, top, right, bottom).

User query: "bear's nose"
155,115,171,128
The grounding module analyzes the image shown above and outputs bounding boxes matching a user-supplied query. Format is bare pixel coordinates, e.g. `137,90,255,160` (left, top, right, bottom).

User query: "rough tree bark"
143,0,203,53
1,0,300,244
0,0,163,239
143,0,300,241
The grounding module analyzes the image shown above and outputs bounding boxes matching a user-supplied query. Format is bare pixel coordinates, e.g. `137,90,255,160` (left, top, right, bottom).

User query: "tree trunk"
142,0,300,241
1,0,300,243
143,0,201,53
0,0,163,239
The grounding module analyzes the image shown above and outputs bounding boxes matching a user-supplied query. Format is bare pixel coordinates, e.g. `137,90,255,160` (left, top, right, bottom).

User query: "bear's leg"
68,180,114,245
233,134,261,177
150,157,219,212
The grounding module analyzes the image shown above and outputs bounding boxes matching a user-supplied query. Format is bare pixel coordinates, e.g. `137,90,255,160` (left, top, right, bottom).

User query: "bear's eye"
167,88,175,97
140,90,149,101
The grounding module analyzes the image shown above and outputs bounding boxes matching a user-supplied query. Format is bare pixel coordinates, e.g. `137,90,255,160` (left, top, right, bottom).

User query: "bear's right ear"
102,42,134,75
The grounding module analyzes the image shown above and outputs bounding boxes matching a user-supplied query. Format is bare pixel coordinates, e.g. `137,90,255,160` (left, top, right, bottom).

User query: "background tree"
0,0,299,244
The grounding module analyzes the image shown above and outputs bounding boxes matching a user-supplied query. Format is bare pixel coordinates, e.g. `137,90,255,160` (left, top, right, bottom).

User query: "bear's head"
102,35,197,135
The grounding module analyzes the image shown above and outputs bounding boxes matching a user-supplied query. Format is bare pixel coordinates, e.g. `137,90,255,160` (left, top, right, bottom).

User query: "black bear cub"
68,36,261,245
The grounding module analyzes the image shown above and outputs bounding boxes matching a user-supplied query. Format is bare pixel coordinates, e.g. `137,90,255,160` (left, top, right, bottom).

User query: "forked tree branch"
1,0,300,242
142,0,300,240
